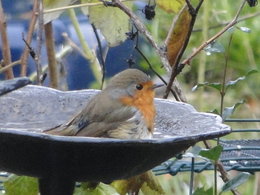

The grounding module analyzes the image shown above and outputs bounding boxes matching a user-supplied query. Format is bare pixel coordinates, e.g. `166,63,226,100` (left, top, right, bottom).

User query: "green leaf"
221,172,250,193
44,0,76,24
4,175,38,195
87,2,132,47
193,187,213,195
209,109,220,115
199,145,223,161
204,41,225,55
238,26,251,33
157,0,185,13
222,100,245,120
75,182,119,195
192,82,222,92
225,69,258,88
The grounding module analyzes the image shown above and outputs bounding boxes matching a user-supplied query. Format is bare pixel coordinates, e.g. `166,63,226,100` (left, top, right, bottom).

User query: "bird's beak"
151,83,164,89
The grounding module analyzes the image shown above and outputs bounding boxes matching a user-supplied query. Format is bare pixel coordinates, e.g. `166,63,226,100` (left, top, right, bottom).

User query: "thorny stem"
0,1,14,79
109,0,171,71
20,0,39,76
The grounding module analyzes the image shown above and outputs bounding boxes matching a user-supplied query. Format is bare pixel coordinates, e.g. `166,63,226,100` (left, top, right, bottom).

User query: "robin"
45,68,165,194
45,68,163,139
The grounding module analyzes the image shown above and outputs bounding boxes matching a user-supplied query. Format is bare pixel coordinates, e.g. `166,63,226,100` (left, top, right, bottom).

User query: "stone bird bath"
0,80,230,195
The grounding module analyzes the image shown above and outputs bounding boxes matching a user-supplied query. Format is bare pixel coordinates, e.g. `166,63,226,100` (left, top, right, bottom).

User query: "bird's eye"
136,84,143,90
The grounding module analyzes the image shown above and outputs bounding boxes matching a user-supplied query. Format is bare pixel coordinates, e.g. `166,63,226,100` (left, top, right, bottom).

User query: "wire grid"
153,119,260,176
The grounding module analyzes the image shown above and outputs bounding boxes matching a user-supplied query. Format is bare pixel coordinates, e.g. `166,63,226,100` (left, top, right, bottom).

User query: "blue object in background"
0,1,137,90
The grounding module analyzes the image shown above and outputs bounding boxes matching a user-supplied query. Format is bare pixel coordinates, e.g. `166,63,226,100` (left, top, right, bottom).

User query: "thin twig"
182,0,247,66
110,0,171,71
0,1,14,79
20,0,39,76
29,45,73,82
34,0,44,84
43,0,131,14
91,23,106,89
62,33,89,59
45,22,58,89
193,11,260,32
0,60,21,74
135,46,180,101
164,0,247,99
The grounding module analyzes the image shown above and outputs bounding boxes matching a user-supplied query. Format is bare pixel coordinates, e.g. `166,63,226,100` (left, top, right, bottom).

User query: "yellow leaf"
157,0,185,13
165,6,192,66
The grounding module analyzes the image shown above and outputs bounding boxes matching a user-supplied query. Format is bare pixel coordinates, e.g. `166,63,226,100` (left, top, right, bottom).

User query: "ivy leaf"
204,41,225,55
192,82,222,92
4,175,38,195
166,6,192,66
86,2,132,47
221,172,250,193
238,26,251,33
199,145,223,161
157,0,185,13
225,69,258,89
222,100,245,120
193,187,213,195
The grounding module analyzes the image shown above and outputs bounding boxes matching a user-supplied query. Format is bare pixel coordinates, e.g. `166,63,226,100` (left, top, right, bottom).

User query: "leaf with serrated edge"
88,2,131,47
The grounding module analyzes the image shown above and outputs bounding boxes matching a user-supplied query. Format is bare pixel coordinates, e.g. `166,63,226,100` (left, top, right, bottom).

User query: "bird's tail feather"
44,125,77,136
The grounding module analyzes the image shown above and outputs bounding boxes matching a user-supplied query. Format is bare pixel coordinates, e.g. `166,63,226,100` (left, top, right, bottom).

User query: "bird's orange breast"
119,81,156,132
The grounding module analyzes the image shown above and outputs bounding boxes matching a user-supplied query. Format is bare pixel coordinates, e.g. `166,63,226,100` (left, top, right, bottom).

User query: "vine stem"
67,9,102,87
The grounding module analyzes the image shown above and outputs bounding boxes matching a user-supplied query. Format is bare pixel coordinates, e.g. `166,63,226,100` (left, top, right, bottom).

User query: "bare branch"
0,1,14,79
0,60,21,74
45,22,58,89
20,0,39,76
